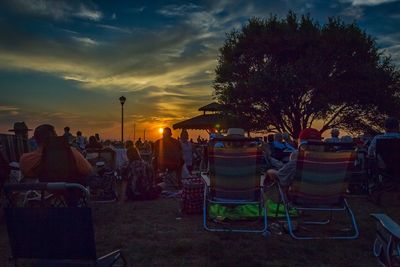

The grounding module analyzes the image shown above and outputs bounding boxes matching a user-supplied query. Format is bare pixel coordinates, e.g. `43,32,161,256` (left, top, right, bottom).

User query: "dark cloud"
0,0,399,139
2,0,102,21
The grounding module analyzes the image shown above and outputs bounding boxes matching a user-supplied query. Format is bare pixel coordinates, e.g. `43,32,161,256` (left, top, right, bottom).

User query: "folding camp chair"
278,141,359,239
86,148,117,171
371,213,400,267
370,139,400,204
0,134,30,163
201,138,267,233
3,182,126,267
20,136,84,207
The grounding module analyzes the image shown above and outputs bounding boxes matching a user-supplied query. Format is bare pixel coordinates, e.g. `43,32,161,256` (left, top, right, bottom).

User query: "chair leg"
282,200,359,240
344,199,359,239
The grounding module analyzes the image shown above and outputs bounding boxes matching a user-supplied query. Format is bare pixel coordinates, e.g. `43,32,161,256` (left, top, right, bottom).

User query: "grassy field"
0,191,399,267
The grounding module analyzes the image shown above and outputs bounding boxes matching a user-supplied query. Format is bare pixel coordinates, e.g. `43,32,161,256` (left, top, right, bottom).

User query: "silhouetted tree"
214,11,400,138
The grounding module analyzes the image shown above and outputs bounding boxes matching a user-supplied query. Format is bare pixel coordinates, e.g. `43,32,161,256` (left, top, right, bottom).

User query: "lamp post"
119,96,126,143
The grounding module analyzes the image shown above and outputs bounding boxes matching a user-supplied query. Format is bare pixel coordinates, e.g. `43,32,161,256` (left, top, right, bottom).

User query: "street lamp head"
119,96,126,106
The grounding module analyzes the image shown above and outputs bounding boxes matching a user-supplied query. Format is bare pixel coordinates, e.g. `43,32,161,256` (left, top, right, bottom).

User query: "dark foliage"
214,11,400,138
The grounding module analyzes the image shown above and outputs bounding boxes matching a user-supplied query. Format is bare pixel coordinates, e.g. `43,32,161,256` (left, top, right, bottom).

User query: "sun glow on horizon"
158,128,164,134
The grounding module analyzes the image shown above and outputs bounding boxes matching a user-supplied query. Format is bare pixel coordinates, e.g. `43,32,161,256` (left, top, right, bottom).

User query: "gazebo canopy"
173,114,236,130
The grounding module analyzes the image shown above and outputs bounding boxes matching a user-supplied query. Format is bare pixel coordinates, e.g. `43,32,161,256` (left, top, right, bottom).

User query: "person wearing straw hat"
8,121,37,151
8,122,32,140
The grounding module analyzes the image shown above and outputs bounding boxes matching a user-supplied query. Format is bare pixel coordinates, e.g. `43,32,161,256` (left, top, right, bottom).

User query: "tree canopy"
213,11,400,138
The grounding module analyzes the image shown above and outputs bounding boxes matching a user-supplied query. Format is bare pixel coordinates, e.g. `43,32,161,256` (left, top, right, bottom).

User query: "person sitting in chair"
271,133,295,162
266,128,322,188
368,117,400,158
20,124,93,184
121,142,161,201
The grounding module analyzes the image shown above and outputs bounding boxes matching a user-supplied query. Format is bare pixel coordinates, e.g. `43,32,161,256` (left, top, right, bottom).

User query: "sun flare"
158,128,164,134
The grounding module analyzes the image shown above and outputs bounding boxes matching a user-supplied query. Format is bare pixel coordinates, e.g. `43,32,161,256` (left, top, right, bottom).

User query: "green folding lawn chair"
201,137,267,233
278,141,359,239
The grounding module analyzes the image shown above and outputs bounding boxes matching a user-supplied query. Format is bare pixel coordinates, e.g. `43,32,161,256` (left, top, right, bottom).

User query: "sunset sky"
0,0,399,141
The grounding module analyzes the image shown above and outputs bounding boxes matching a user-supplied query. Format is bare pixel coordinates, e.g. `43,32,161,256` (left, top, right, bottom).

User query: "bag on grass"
181,177,204,214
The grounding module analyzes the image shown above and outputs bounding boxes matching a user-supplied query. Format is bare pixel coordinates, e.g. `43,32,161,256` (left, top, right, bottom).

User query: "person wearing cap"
325,128,340,143
153,127,184,187
368,117,400,157
20,124,92,181
266,128,322,187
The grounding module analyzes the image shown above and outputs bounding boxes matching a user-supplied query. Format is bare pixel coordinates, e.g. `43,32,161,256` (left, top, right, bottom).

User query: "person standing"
75,131,86,153
135,138,143,150
154,127,183,187
63,126,75,146
180,129,193,174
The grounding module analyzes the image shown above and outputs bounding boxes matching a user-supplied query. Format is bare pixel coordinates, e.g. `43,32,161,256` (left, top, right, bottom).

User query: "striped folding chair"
201,138,267,233
278,141,359,239
0,134,30,163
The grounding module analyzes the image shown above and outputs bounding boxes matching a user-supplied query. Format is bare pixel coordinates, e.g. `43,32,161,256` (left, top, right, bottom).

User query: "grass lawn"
0,191,399,267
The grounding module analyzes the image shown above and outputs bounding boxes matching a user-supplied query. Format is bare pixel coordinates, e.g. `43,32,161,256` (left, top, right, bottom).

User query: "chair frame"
278,141,359,240
3,182,126,267
371,213,400,267
201,138,267,233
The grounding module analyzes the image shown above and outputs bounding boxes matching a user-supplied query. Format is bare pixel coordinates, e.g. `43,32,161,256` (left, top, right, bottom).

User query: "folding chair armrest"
4,182,90,200
200,172,210,186
97,249,127,267
371,213,400,239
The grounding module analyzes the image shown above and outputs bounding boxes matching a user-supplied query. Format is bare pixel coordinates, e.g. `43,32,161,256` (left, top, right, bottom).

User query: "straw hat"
8,122,32,132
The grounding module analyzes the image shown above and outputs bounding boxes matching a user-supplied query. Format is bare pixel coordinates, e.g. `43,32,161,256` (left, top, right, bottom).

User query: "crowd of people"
0,123,201,203
1,117,400,204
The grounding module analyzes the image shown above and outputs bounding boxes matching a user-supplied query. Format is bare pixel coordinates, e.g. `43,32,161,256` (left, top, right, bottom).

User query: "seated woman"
122,142,161,201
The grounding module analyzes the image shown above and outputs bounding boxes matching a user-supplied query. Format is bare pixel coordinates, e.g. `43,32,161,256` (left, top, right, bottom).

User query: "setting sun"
158,128,164,134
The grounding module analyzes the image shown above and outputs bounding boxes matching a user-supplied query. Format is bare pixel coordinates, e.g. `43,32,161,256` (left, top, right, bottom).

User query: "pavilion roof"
198,102,223,112
172,114,236,130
